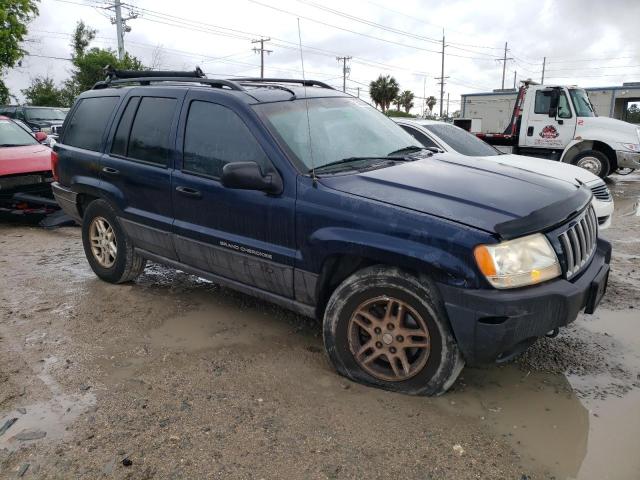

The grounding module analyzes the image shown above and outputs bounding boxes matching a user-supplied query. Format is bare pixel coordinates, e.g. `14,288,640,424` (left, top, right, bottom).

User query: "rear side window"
399,125,438,149
183,100,269,178
127,97,176,166
111,97,140,156
64,96,119,151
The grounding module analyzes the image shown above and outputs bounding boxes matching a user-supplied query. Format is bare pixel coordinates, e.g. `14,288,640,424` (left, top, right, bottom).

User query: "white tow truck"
459,81,640,178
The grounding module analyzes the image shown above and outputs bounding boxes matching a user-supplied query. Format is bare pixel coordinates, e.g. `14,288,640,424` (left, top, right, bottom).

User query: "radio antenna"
297,18,317,186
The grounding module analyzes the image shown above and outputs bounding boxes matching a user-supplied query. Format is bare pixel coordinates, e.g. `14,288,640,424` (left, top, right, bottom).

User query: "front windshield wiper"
310,156,408,173
386,145,426,156
0,144,27,147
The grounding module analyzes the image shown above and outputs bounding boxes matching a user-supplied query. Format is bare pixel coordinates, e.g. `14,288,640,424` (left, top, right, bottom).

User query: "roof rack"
92,65,245,91
233,78,334,90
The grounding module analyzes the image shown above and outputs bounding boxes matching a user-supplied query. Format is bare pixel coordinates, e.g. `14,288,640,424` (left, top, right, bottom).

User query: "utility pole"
422,76,426,117
109,0,137,61
336,56,352,92
446,92,450,117
252,38,272,79
513,70,517,89
497,42,514,90
541,57,546,84
436,33,446,118
356,86,360,98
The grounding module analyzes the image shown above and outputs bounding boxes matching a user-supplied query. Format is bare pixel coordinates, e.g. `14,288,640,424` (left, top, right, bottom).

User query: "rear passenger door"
102,90,184,260
172,93,296,297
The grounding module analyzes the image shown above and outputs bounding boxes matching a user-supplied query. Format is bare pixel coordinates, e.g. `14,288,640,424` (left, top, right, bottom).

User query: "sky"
5,0,640,114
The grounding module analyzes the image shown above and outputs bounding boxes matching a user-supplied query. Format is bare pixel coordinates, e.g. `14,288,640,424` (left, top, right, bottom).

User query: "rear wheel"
81,199,146,283
323,266,464,396
572,150,610,178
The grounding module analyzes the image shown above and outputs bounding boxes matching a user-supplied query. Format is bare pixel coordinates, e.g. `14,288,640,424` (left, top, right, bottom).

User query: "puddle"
612,196,640,218
0,393,95,451
441,308,640,480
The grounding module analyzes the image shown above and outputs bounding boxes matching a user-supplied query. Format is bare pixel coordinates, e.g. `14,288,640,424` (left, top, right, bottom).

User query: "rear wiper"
311,156,406,173
387,145,426,156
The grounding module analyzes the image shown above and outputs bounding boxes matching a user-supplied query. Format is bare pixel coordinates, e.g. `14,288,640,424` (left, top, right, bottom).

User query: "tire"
323,265,464,396
81,199,146,283
571,150,610,178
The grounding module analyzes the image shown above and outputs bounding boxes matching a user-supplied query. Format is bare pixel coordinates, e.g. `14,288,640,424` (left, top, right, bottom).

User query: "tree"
426,96,437,115
0,0,40,103
369,75,399,113
626,103,640,124
61,21,145,103
397,90,414,114
21,76,66,106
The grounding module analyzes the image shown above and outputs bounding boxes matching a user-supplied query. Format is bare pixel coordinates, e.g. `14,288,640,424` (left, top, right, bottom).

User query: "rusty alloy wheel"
347,296,431,382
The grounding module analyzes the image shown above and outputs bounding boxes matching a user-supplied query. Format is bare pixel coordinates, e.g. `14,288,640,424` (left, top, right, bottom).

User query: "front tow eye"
546,328,560,338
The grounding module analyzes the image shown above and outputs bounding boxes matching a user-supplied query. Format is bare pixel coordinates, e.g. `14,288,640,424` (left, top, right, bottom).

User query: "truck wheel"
323,265,464,396
572,150,610,178
81,199,146,284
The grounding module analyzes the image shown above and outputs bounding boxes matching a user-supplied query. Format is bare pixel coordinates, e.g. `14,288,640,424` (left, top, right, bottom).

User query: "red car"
0,115,57,216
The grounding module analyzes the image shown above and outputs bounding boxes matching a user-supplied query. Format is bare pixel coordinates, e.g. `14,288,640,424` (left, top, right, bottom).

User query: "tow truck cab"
474,82,640,178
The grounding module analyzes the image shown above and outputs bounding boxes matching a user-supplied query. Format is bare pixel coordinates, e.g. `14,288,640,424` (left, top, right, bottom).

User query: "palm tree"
369,75,399,113
398,90,415,113
426,96,437,115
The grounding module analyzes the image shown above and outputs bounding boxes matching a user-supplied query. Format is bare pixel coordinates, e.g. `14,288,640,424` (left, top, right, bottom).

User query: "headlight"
622,143,640,153
474,233,561,289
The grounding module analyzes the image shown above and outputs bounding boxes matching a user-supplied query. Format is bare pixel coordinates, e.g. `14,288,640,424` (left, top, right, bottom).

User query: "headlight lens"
622,143,640,152
474,233,561,289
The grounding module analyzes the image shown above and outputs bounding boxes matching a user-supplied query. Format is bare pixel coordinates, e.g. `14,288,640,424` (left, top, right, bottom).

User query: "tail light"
51,150,60,182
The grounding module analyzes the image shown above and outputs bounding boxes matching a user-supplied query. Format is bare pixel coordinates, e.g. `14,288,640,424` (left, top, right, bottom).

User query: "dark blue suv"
52,69,610,395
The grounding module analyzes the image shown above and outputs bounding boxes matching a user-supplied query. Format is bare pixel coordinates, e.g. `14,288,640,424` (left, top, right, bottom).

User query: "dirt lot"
1,174,639,479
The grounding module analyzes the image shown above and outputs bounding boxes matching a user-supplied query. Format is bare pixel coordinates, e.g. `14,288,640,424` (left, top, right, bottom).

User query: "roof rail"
92,65,245,91
233,77,334,90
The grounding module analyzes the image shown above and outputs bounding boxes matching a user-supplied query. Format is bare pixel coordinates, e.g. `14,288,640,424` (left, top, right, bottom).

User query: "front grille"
558,207,598,279
590,183,612,201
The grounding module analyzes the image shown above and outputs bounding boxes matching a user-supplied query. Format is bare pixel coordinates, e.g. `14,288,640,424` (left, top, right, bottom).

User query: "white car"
394,118,614,229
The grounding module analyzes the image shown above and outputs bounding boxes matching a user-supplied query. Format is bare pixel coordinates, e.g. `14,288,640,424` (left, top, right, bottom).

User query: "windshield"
25,107,67,122
569,89,596,117
422,123,500,156
0,120,38,147
253,97,420,171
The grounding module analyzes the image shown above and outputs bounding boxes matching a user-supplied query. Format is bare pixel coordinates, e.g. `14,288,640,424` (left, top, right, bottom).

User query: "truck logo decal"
539,125,560,139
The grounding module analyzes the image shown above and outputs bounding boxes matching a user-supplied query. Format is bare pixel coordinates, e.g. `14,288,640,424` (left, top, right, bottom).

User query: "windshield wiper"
386,145,427,156
0,144,26,147
311,156,406,173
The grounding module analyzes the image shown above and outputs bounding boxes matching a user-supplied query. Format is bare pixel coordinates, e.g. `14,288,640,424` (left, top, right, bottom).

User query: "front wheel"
572,150,610,178
323,266,464,396
81,199,146,283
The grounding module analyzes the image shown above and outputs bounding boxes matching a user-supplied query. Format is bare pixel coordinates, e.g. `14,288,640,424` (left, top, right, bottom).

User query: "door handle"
175,186,202,199
527,126,534,137
102,166,119,175
558,119,564,125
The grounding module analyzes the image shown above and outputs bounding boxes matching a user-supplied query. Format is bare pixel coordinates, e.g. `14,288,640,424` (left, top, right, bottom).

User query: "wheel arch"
561,139,617,170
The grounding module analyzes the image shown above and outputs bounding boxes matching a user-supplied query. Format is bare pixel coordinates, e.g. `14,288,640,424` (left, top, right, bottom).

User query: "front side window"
183,101,270,178
127,97,177,166
534,90,571,118
63,96,119,152
423,124,500,156
0,119,38,147
569,89,596,117
254,97,419,172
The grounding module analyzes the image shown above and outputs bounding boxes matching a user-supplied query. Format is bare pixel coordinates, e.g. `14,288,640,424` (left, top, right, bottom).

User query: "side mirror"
221,161,283,195
548,90,560,118
34,131,48,143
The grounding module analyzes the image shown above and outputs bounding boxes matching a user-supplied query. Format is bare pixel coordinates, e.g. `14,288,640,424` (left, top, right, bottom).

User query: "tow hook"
546,328,560,338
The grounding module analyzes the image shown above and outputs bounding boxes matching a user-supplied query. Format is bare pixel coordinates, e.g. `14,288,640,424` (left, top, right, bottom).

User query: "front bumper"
51,182,81,221
438,238,611,365
616,150,640,169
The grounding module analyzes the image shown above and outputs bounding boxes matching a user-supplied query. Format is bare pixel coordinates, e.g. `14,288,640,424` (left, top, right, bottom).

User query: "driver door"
522,88,576,149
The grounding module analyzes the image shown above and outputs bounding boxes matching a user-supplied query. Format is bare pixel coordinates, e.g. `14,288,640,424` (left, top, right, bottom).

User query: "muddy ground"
1,174,639,480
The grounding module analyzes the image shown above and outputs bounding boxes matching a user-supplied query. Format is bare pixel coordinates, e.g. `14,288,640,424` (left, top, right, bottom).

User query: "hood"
476,153,599,185
0,144,52,176
319,154,586,236
575,116,640,144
